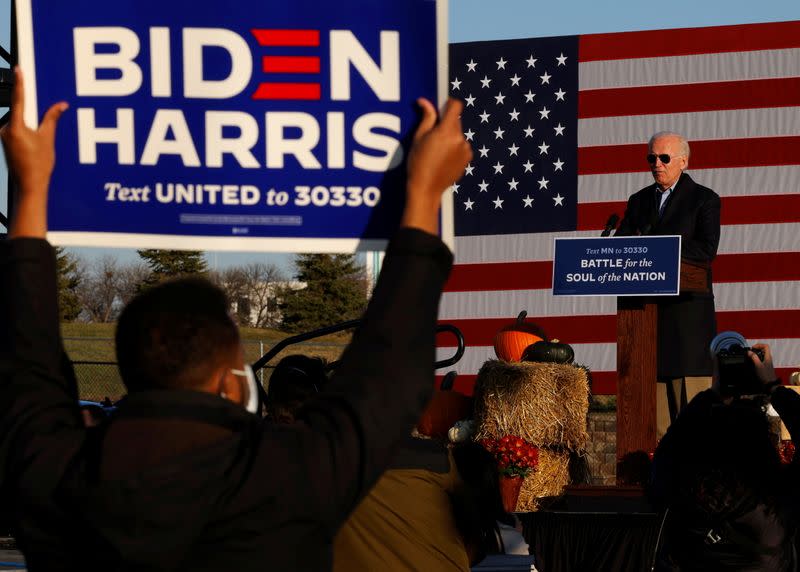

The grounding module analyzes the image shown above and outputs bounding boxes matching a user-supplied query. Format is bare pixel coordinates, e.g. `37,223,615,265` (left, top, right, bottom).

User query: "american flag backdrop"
436,20,800,395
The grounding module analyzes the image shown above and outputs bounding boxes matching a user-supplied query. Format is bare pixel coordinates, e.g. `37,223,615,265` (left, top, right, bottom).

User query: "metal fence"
70,339,348,402
73,361,125,402
72,361,285,402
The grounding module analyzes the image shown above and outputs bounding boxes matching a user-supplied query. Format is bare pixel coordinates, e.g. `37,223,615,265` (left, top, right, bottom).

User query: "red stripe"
579,20,800,62
578,136,800,175
589,371,617,395
579,77,800,119
439,310,800,347
252,83,321,100
436,369,797,397
717,310,800,340
445,260,553,292
714,253,800,283
251,29,320,47
577,194,800,230
777,368,797,385
262,56,320,74
576,201,627,230
590,369,798,396
439,315,615,346
719,195,800,225
434,372,619,396
439,316,613,346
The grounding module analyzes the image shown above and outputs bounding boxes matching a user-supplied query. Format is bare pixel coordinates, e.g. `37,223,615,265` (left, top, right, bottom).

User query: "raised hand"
401,97,472,235
750,343,777,384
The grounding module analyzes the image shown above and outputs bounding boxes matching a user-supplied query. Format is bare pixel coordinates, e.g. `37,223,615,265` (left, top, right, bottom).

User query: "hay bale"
515,448,571,512
474,360,589,450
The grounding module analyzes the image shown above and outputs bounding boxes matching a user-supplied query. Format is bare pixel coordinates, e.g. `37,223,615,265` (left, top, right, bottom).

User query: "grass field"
63,322,352,401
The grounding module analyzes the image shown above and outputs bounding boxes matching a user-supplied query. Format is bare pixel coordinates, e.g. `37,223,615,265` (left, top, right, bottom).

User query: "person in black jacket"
263,355,329,424
650,343,800,571
615,131,721,437
0,67,472,571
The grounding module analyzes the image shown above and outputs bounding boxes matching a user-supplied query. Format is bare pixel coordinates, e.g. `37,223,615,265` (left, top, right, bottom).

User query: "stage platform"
519,486,662,572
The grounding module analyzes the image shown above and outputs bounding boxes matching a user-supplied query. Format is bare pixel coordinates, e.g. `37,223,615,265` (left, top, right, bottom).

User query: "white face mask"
229,365,260,414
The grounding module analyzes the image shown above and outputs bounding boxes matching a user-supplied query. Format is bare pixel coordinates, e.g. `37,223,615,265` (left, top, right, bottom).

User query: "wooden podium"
615,260,711,465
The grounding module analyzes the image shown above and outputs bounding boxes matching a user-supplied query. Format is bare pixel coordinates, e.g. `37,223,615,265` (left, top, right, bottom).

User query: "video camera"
710,331,766,397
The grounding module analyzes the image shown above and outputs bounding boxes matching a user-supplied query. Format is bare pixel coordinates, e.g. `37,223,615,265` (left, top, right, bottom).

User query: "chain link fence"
73,361,287,402
69,338,348,402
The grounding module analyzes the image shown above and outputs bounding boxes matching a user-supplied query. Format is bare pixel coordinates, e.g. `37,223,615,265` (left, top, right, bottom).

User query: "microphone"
601,213,619,237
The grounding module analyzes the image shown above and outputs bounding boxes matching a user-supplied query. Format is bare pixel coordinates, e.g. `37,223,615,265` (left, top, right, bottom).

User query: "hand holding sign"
4,67,69,239
402,98,472,236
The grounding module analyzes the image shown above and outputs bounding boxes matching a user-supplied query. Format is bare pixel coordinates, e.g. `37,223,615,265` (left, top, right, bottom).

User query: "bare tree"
117,262,150,307
75,258,150,322
213,267,251,326
76,256,123,323
242,263,285,328
210,263,286,328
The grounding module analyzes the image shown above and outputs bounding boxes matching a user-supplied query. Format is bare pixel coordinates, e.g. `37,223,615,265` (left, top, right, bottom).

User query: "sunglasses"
647,153,682,165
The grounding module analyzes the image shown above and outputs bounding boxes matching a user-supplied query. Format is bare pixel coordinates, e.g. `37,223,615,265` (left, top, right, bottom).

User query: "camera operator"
650,339,800,571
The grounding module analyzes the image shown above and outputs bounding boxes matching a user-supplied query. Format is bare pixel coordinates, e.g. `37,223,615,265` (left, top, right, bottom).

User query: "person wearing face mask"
615,131,721,438
0,67,472,571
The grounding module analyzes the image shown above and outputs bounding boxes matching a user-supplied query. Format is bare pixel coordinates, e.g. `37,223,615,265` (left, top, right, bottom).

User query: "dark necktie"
658,188,671,218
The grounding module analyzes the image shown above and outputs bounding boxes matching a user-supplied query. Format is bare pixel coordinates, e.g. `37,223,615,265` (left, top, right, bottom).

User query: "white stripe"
717,223,800,255
715,281,800,312
439,288,616,319
579,48,800,90
578,166,800,204
439,281,800,320
442,339,800,376
578,107,800,147
755,339,800,369
452,223,800,264
453,230,593,264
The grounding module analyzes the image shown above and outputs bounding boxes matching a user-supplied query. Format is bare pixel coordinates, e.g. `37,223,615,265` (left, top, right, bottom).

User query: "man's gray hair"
649,131,690,158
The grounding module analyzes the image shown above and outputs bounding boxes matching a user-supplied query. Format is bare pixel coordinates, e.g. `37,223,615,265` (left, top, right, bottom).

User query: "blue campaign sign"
16,0,447,252
552,236,681,296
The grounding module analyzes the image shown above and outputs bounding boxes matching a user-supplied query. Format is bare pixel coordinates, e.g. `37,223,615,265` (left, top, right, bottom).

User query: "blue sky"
450,0,800,43
1,0,799,272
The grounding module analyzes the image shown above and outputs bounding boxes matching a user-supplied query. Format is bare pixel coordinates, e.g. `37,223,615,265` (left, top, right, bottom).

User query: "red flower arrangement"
779,440,795,465
480,435,539,478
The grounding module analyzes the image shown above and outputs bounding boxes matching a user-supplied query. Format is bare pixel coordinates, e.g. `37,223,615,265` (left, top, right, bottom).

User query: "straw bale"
474,360,589,450
515,448,571,512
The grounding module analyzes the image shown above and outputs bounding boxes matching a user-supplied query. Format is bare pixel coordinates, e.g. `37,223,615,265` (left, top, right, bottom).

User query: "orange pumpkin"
417,373,473,437
493,311,546,362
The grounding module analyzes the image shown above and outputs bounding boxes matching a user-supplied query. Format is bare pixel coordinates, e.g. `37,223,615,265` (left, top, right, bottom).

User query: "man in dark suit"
616,131,721,437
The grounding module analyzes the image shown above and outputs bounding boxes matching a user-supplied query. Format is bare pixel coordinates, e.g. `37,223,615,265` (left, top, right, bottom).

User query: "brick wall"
586,411,616,485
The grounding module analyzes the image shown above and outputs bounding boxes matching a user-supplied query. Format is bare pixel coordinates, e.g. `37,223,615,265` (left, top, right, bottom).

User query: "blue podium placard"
552,236,681,296
16,0,448,252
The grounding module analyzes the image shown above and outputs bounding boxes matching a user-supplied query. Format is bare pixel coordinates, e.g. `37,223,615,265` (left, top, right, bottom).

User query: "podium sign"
553,235,682,473
552,236,681,296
